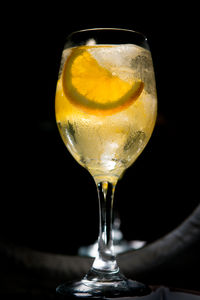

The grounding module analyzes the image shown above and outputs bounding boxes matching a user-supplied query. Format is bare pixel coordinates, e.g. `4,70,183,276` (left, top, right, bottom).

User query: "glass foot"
56,278,151,298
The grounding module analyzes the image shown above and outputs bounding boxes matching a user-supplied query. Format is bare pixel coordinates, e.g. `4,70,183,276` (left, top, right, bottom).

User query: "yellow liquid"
55,45,157,184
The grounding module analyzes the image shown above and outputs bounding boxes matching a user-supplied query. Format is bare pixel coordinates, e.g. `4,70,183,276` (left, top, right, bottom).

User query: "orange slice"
62,46,144,115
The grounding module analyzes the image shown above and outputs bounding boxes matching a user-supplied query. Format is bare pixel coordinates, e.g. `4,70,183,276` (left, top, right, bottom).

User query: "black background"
1,0,199,270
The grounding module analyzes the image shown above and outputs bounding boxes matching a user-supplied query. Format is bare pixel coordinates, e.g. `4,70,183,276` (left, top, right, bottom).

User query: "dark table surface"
1,286,200,300
108,287,200,299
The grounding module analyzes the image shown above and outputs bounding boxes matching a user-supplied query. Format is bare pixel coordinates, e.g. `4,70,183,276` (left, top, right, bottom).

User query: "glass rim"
67,27,148,42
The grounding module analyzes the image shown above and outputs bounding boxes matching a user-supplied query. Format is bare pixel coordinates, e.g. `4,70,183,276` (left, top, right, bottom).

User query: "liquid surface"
55,44,157,184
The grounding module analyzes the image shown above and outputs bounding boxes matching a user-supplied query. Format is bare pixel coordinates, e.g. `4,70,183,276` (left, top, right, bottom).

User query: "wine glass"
55,28,157,298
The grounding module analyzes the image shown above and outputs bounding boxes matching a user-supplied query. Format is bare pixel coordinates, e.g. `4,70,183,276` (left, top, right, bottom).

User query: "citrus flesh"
61,46,144,116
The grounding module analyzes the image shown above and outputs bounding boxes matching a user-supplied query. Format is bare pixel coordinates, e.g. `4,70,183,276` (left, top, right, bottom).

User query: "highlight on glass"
55,28,157,298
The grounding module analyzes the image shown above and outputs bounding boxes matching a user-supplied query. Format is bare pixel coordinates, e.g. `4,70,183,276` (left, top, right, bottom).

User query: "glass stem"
91,181,119,274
